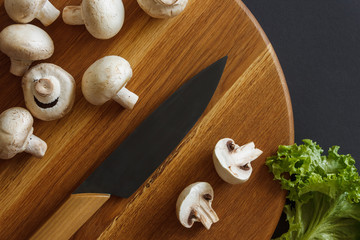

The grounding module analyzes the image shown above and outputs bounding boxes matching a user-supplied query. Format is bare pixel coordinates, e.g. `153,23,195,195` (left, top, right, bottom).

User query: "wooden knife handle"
30,193,110,240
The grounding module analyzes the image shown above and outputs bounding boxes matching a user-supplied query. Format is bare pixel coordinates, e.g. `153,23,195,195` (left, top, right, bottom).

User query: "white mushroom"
62,0,125,40
4,0,60,26
137,0,188,18
213,138,263,184
22,63,76,121
0,107,47,159
82,56,138,110
0,24,54,76
176,182,219,230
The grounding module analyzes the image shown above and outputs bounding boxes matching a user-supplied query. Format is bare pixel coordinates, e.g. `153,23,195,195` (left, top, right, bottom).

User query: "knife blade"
31,57,227,239
75,56,228,198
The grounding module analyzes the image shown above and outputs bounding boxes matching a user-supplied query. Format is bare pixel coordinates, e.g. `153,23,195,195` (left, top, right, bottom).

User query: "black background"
241,0,360,237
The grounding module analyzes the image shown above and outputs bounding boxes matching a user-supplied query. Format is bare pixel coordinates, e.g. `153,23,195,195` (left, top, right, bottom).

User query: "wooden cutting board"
0,0,294,239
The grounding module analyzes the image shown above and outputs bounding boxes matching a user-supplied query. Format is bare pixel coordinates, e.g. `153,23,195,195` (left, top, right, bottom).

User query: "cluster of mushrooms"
0,0,188,159
0,0,263,232
176,138,262,230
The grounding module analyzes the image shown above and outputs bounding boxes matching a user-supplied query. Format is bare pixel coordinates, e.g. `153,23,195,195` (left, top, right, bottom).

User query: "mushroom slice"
62,0,125,40
213,138,263,184
176,182,219,230
0,107,47,159
82,56,139,110
137,0,188,18
0,24,54,76
4,0,60,26
22,63,76,121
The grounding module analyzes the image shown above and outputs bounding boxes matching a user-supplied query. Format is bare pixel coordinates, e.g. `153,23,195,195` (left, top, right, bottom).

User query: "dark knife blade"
75,57,227,198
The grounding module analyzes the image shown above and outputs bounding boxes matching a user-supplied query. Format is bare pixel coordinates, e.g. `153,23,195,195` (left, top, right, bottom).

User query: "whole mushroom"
62,0,125,40
213,138,263,184
22,63,76,121
0,107,47,159
82,56,139,110
137,0,188,18
176,182,219,230
4,0,60,26
0,24,54,76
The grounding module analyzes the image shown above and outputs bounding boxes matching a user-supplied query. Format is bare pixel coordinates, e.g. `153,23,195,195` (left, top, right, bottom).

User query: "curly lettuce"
266,139,360,240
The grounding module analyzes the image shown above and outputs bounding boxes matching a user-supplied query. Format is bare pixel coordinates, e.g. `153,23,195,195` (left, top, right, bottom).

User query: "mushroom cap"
137,0,188,18
82,56,133,105
213,138,263,184
176,182,214,228
4,0,47,23
22,63,76,121
81,0,125,39
0,24,54,61
0,107,34,159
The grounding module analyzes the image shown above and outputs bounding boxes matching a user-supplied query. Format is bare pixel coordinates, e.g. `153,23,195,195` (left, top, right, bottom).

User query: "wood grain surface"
0,0,294,239
31,194,110,240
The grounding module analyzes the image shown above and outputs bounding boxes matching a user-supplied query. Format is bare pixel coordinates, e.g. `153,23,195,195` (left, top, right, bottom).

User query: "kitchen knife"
31,57,227,239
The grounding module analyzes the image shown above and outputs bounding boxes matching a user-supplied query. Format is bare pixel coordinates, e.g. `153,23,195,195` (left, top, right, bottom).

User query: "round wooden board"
0,0,294,239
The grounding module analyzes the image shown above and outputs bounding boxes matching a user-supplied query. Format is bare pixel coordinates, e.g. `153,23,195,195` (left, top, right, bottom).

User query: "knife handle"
30,193,110,240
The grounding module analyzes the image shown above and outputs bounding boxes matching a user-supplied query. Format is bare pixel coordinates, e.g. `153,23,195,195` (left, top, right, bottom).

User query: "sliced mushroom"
213,138,263,184
82,56,138,110
176,182,219,230
4,0,60,26
62,0,125,40
0,24,54,76
137,0,188,18
22,63,76,121
0,107,47,159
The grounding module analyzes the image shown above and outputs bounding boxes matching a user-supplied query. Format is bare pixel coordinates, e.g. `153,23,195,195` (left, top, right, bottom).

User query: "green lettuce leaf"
266,139,360,240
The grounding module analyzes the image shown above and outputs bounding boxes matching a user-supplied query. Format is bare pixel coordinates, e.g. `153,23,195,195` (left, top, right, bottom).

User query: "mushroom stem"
35,79,54,97
194,203,219,230
62,6,84,25
37,1,60,26
25,134,47,158
9,58,33,76
233,142,263,166
113,87,139,110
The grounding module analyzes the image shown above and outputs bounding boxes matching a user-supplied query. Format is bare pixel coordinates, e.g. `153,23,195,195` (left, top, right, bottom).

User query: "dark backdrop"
241,0,360,237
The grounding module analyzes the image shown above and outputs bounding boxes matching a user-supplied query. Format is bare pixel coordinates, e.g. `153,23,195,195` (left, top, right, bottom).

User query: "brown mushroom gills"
34,97,59,109
226,139,252,170
226,140,235,151
239,163,250,171
203,194,212,201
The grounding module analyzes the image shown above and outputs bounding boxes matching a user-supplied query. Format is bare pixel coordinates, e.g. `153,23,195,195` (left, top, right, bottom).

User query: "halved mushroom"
82,56,138,110
22,63,76,121
213,138,263,184
0,24,54,76
4,0,60,26
0,107,47,159
176,182,219,230
137,0,188,18
62,0,125,40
